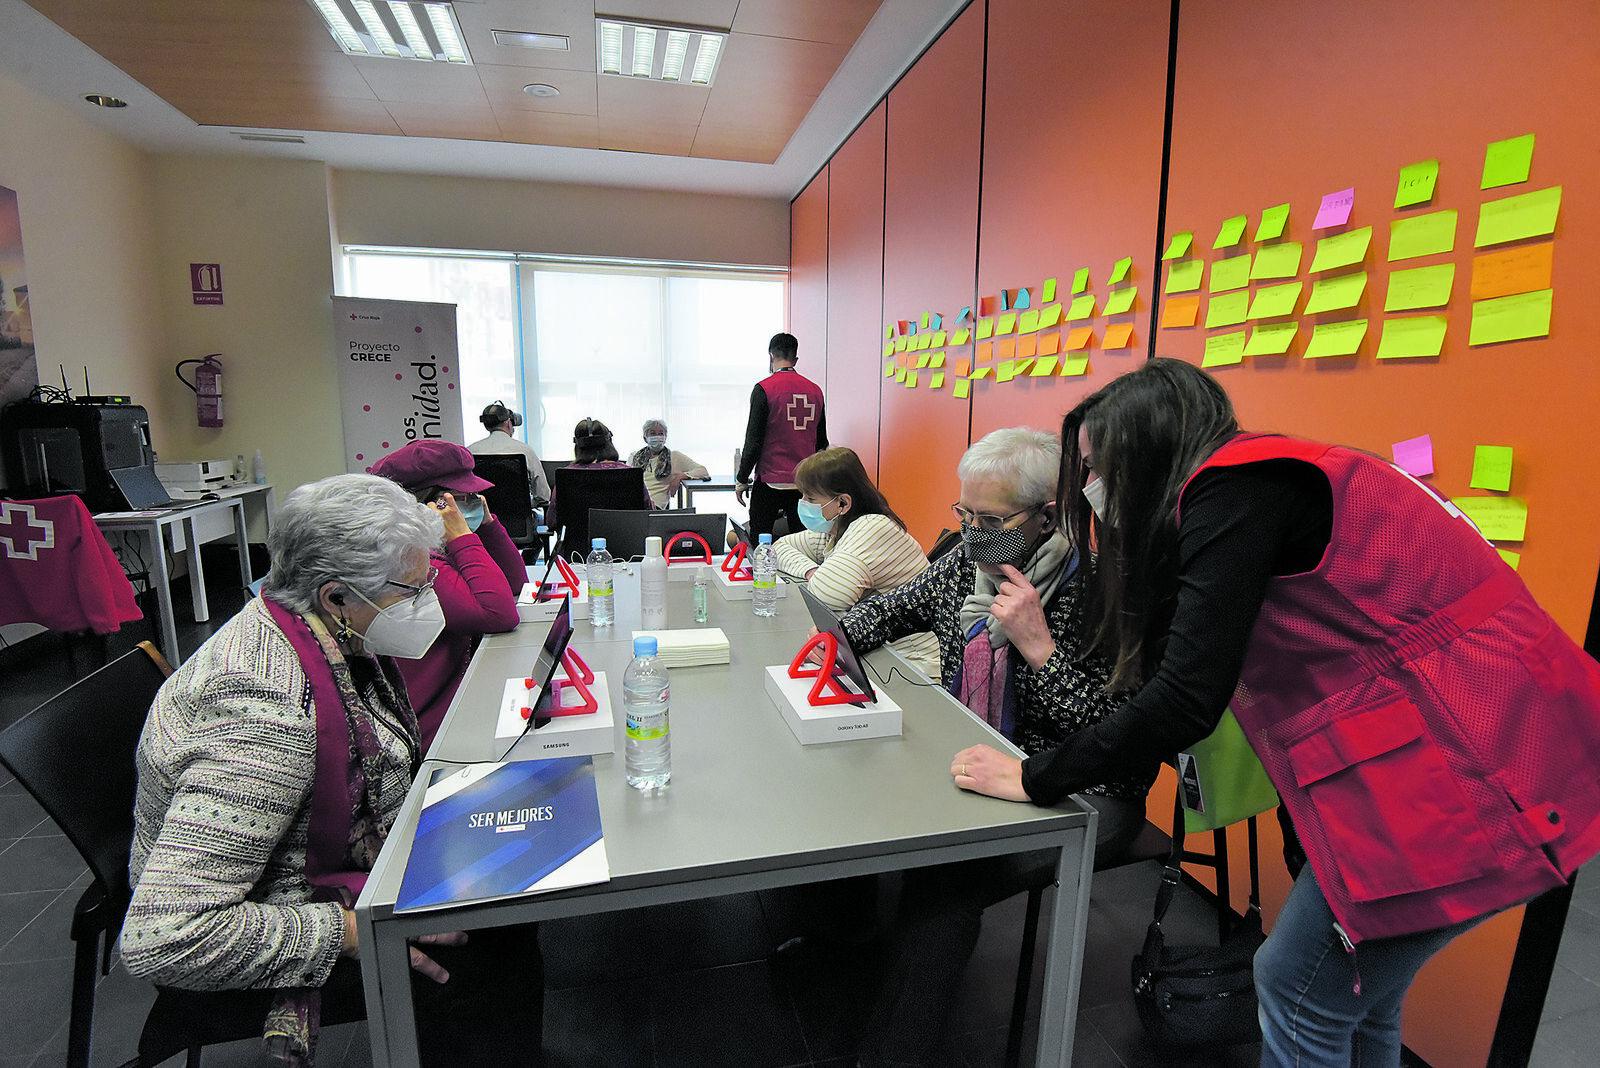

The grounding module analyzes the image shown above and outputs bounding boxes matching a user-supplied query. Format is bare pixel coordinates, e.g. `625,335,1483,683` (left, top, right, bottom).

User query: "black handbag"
1130,798,1264,1048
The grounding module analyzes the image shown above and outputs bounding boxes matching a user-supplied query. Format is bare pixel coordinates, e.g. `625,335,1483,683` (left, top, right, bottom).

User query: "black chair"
472,453,540,548
927,527,963,562
540,459,570,497
552,466,650,559
588,508,652,559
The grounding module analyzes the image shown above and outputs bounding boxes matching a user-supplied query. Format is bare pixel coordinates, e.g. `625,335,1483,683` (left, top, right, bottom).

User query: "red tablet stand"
720,541,753,582
787,631,866,706
521,646,597,718
666,531,713,565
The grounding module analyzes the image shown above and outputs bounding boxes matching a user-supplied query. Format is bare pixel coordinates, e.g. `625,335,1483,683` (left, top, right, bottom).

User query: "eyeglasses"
385,566,439,605
949,503,1039,531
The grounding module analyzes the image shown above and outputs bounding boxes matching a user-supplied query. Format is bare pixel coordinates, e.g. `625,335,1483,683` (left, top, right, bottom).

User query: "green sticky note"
929,372,944,390
1162,231,1194,260
1255,203,1290,242
1205,290,1250,328
884,361,896,378
932,330,947,346
1470,445,1514,491
1309,226,1373,272
1072,268,1090,294
1243,321,1298,356
915,353,929,369
1497,548,1521,569
920,312,929,328
1213,214,1248,249
1384,263,1455,312
1475,186,1562,248
1250,242,1302,280
1201,330,1247,367
1304,319,1368,358
1109,257,1133,285
996,312,1017,335
906,370,918,387
1481,133,1535,190
1067,294,1096,321
1376,314,1448,360
1394,159,1440,209
1389,210,1458,261
976,318,994,340
1456,496,1528,541
1104,286,1137,315
894,367,906,382
1037,304,1063,327
1305,271,1368,314
1209,254,1253,294
1165,259,1204,294
1248,281,1303,320
1469,288,1553,346
885,324,894,340
1030,356,1058,376
1018,309,1040,333
1042,278,1057,303
953,379,971,399
929,353,946,368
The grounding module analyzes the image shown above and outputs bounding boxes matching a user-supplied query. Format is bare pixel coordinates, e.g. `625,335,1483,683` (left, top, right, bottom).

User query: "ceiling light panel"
594,17,725,86
307,0,474,63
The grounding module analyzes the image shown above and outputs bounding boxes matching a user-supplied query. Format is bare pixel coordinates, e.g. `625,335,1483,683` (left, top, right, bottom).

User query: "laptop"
797,585,877,705
730,517,754,549
109,465,185,509
648,511,727,560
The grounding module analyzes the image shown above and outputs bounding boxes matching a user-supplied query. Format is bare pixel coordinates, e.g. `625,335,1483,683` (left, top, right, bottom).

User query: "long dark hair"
1060,358,1239,691
793,447,904,547
572,417,619,463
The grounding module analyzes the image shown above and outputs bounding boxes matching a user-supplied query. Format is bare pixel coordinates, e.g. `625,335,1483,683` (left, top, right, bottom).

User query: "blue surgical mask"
457,497,486,532
645,435,667,449
797,499,834,533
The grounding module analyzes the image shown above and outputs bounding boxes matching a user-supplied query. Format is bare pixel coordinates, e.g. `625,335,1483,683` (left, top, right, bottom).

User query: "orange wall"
789,169,829,394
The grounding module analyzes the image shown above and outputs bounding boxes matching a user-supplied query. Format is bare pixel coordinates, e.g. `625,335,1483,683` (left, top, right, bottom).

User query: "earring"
334,614,357,643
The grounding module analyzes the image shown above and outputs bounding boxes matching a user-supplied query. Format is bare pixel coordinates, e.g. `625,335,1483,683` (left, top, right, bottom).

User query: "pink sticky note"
1313,188,1355,230
1392,434,1434,477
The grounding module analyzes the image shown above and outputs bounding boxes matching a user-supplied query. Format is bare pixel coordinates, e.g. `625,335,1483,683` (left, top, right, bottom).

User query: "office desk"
678,473,736,511
357,575,1095,1068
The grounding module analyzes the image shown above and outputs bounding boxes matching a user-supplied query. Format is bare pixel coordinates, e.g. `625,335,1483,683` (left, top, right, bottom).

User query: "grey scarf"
958,530,1078,648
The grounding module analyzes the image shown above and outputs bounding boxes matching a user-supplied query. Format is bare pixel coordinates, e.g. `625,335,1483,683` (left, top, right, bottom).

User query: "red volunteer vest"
1180,435,1600,942
756,369,825,484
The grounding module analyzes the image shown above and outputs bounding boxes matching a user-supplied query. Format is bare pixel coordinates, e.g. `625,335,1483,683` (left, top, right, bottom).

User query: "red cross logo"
786,394,816,431
0,502,56,561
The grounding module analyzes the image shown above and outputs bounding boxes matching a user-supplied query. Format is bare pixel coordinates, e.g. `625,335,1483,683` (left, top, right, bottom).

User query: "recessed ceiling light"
594,17,725,86
522,83,560,98
233,132,308,144
307,0,473,63
84,94,128,108
492,29,570,50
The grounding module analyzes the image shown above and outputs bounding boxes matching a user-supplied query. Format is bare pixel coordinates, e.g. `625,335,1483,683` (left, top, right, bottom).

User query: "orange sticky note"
954,357,972,376
1038,332,1061,356
1160,294,1201,328
996,337,1016,359
975,341,993,363
1103,322,1135,349
1017,334,1038,358
1470,243,1553,301
1064,326,1093,351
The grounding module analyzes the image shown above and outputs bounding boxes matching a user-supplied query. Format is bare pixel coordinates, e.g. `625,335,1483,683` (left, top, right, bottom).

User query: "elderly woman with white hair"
628,417,710,508
838,427,1156,1068
124,474,543,1068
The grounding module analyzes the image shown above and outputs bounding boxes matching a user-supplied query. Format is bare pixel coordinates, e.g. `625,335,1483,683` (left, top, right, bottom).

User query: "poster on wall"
0,185,39,410
331,296,464,473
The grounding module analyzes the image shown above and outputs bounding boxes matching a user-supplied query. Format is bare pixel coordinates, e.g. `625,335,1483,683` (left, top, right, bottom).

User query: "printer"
154,459,235,496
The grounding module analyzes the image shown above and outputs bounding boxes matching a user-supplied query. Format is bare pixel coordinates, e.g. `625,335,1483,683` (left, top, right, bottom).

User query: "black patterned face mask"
960,518,1035,565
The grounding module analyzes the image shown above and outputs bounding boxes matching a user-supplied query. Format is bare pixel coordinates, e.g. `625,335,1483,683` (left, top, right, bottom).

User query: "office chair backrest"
588,508,651,559
541,459,570,497
472,453,538,545
554,465,649,559
927,527,963,563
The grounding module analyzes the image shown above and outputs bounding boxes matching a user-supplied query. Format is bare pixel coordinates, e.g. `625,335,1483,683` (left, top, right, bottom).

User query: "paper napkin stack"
631,628,731,667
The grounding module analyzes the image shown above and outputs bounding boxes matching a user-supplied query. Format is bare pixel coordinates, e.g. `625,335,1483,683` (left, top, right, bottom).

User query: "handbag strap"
1149,786,1265,930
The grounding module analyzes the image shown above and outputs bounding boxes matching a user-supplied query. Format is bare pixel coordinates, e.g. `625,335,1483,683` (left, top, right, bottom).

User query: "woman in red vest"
952,358,1600,1065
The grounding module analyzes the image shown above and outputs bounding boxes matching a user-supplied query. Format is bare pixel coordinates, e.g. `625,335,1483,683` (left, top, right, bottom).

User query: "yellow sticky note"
995,360,1015,383
950,328,970,345
1469,289,1553,346
1394,159,1439,209
883,342,895,359
976,318,994,340
1243,321,1298,356
1304,319,1368,358
930,372,945,390
1470,445,1514,492
1042,278,1057,302
1481,133,1534,190
953,379,971,399
885,324,895,340
1209,254,1252,294
1376,314,1448,360
996,313,1017,335
1384,264,1453,312
1255,203,1290,242
1165,259,1204,294
1072,268,1091,294
1012,357,1034,376
1037,303,1063,328
884,361,896,378
1103,322,1135,349
1064,326,1093,351
1248,281,1303,320
1250,242,1302,280
915,354,929,369
1309,226,1373,272
1060,354,1090,376
1213,214,1248,249
1475,186,1561,248
894,368,906,382
906,371,918,388
1017,309,1040,334
929,353,946,368
1067,294,1096,321
932,330,947,346
1389,210,1458,262
1109,257,1133,285
1104,287,1137,315
1306,271,1368,314
1202,330,1246,367
1162,232,1193,260
1470,243,1553,301
920,313,929,328
895,335,908,352
1160,294,1201,328
1031,356,1058,376
1497,548,1521,569
1456,497,1528,541
1205,290,1250,328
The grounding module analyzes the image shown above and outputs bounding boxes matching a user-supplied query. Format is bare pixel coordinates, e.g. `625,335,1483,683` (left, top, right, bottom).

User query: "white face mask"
1082,478,1111,524
645,435,666,449
345,586,445,659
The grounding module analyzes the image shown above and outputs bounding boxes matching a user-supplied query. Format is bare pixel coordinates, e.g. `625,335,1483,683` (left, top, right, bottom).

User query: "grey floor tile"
0,835,88,895
0,789,49,839
544,892,770,988
650,960,808,1068
0,956,74,1054
0,889,57,950
1525,1000,1600,1067
544,977,654,1068
1,886,79,964
1539,962,1600,1022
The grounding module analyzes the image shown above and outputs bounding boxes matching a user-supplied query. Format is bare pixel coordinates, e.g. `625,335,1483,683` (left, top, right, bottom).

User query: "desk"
356,574,1094,1068
678,473,736,511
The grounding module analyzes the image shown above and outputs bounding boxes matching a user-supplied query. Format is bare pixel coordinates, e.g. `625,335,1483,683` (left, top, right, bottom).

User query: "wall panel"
788,168,829,394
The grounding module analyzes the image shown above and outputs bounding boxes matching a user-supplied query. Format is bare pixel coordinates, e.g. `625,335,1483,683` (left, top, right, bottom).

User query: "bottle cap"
644,536,663,558
633,635,659,656
592,537,606,549
758,532,773,544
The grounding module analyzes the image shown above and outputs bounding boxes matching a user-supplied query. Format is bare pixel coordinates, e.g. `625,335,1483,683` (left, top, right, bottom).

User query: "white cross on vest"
786,394,816,431
0,502,56,561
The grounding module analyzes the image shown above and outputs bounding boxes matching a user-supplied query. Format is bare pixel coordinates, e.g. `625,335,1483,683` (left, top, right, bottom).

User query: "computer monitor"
797,586,877,705
648,511,727,560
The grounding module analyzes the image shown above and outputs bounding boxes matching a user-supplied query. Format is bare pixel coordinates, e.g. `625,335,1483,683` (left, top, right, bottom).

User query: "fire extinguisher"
176,354,224,428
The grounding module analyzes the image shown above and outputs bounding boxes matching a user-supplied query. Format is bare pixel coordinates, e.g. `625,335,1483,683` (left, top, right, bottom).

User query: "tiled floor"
1,570,1597,1067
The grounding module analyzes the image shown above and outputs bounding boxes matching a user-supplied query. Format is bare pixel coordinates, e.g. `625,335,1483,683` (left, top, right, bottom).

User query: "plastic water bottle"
752,532,778,617
640,536,668,631
252,449,267,485
586,538,614,626
624,635,671,789
693,564,710,624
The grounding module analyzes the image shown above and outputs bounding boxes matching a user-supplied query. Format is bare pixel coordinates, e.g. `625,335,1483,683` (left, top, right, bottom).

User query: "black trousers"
749,480,801,539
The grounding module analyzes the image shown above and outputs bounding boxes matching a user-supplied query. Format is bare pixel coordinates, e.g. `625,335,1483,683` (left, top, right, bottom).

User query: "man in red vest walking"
735,332,827,537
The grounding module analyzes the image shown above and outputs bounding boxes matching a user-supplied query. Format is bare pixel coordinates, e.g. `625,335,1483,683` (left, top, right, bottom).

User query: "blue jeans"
1256,867,1485,1068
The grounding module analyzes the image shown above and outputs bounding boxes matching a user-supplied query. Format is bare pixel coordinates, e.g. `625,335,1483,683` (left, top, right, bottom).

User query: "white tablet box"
496,669,615,759
763,665,902,744
712,557,789,601
517,567,589,623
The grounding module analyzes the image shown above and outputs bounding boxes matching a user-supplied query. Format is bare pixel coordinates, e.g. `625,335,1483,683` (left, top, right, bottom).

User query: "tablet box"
713,557,788,601
496,669,615,759
763,665,902,744
666,559,715,583
518,566,589,622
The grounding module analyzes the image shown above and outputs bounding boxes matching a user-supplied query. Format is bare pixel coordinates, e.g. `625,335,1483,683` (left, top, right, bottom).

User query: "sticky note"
1309,226,1373,272
1481,133,1534,190
995,360,1014,383
1205,290,1250,328
996,313,1017,335
1213,214,1248,249
929,353,946,368
1470,243,1553,301
997,337,1016,359
977,318,994,340
1498,548,1521,569
885,324,895,340
1248,281,1303,320
1202,331,1247,367
1012,358,1034,376
894,368,906,382
1103,322,1135,349
975,342,992,362
1165,259,1204,294
915,354,929,369
1376,314,1448,360
1470,445,1514,491
1038,332,1061,356
883,361,896,378
1306,271,1368,314
950,328,971,345
1250,242,1302,280
1000,291,1010,311
1243,321,1298,356
1255,203,1290,242
1384,264,1453,312
980,296,997,317
1475,186,1561,248
1394,159,1440,209
1456,497,1528,541
1064,326,1094,351
1018,309,1040,334
1160,294,1201,328
953,380,971,399
1031,356,1058,376
930,372,945,390
1304,319,1368,358
1067,294,1096,321
1072,268,1091,294
1313,188,1355,229
1388,210,1458,262
1109,257,1133,284
1014,289,1030,311
883,343,895,359
906,371,918,388
1162,231,1194,259
1036,304,1062,328
1041,279,1057,303
1392,434,1434,477
920,313,929,328
932,330,947,347
1209,254,1252,294
958,306,972,324
1060,355,1090,376
1017,334,1037,358
1104,287,1137,315
1469,288,1553,346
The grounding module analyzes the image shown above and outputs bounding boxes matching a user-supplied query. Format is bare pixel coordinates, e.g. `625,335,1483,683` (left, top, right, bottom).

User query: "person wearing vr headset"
545,418,655,530
468,400,553,506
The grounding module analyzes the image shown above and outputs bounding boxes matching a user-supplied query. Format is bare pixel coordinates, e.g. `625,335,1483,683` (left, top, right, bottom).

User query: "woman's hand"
435,492,471,541
474,493,496,526
951,744,1030,802
666,471,689,494
992,564,1056,670
802,625,827,666
408,931,468,985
